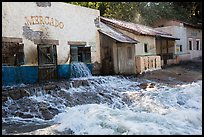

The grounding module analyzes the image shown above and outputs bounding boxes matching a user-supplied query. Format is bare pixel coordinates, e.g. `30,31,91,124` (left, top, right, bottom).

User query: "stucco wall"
112,28,156,56
2,2,100,65
155,26,187,54
155,25,202,59
186,26,202,59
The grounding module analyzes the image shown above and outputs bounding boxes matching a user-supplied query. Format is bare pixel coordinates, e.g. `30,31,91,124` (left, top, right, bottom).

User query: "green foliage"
67,2,202,25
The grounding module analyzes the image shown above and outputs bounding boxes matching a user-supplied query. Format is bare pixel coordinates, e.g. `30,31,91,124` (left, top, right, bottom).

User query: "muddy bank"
136,59,202,86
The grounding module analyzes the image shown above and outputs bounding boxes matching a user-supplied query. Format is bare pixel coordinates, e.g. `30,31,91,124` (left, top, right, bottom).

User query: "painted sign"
25,16,64,29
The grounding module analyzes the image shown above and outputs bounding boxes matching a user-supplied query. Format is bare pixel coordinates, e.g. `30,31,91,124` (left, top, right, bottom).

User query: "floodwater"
2,63,202,135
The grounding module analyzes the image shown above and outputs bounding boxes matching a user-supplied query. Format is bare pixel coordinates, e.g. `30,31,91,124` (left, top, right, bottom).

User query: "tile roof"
100,17,179,40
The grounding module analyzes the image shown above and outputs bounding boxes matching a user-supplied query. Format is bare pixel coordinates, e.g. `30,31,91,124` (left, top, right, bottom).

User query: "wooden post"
166,39,168,54
160,38,162,59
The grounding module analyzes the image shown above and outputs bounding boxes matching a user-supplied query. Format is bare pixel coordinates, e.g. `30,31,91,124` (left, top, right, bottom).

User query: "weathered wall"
2,2,100,65
135,56,161,74
112,28,157,56
100,33,136,75
186,26,202,59
99,33,115,74
156,39,176,54
155,26,187,54
155,25,202,59
113,43,136,74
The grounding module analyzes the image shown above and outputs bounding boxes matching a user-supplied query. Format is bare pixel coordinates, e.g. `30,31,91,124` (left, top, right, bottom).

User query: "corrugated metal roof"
99,22,139,44
100,17,180,40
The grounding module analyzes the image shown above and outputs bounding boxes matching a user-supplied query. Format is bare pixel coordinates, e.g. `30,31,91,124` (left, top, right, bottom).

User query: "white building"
153,19,202,61
2,2,101,66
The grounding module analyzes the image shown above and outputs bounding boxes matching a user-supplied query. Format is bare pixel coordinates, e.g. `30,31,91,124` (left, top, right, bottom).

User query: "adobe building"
100,17,180,73
2,2,100,85
153,19,202,61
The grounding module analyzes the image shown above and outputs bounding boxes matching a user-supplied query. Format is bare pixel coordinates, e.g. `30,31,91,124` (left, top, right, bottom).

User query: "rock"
20,89,30,97
2,92,9,97
7,89,30,100
149,83,155,88
139,83,155,89
71,80,89,88
15,111,34,118
56,128,75,135
48,107,60,116
81,80,89,86
177,101,185,105
2,97,8,103
92,61,101,75
40,108,54,120
138,83,149,89
8,89,21,100
176,73,181,75
44,85,57,90
2,109,6,117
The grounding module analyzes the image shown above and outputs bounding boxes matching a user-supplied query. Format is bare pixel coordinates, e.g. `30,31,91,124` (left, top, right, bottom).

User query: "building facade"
153,19,202,60
2,2,100,85
100,17,179,68
2,2,100,65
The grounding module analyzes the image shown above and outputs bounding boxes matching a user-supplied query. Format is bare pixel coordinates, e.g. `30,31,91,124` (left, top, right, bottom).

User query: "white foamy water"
70,62,92,78
11,79,202,135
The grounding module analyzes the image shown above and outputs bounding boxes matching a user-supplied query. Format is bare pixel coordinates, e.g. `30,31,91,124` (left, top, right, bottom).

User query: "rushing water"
70,62,92,78
2,63,202,135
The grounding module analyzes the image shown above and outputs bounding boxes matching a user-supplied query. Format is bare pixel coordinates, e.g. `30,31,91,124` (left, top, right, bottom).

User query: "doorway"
37,44,57,81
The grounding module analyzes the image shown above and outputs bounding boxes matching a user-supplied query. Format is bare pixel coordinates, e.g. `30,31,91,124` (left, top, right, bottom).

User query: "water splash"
2,76,202,135
70,62,92,78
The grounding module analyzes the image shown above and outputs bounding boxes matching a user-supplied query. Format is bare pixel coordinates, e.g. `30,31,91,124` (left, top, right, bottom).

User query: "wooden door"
37,44,57,81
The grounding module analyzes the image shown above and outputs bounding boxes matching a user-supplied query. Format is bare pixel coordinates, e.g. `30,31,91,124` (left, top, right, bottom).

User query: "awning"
98,22,139,44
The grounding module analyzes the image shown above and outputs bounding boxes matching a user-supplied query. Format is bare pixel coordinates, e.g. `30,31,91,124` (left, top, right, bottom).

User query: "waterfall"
70,62,92,78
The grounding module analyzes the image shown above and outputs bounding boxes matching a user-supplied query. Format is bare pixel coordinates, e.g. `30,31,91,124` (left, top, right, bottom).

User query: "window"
2,38,24,66
127,47,132,59
188,39,193,50
144,43,148,53
38,44,57,66
34,39,58,66
70,45,91,63
196,39,200,50
180,45,182,52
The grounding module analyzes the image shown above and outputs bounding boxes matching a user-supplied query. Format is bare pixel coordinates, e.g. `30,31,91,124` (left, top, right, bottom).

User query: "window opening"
196,40,200,50
189,40,192,50
180,45,182,52
144,43,148,53
70,45,91,63
2,41,24,66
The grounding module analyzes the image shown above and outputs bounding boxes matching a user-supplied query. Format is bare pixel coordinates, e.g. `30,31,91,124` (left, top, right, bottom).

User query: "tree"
67,2,202,26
